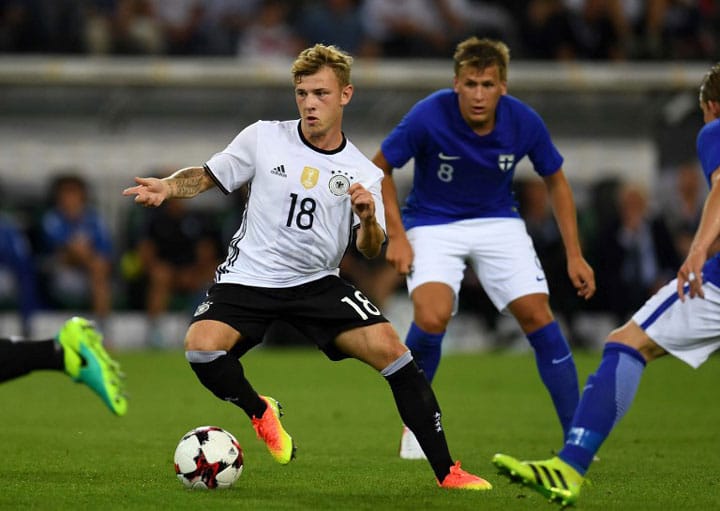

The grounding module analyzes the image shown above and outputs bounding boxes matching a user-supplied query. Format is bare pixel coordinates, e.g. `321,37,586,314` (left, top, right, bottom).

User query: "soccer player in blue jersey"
493,62,720,506
372,36,596,459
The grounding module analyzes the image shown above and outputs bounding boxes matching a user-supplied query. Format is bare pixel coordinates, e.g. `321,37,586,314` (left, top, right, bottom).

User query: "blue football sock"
527,321,579,440
559,342,646,475
405,322,444,383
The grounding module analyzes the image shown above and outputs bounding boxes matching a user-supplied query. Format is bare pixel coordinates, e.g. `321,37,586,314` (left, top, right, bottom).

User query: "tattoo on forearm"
166,167,208,198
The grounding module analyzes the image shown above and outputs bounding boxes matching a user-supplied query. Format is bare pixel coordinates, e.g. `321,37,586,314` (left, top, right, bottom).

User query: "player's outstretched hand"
122,176,169,207
567,255,596,300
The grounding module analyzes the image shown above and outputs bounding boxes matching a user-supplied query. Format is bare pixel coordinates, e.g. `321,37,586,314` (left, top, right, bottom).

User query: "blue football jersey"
381,90,563,230
695,117,720,286
697,117,720,187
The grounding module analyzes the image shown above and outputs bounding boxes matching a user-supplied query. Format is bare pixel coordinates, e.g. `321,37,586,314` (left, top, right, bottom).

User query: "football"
173,426,244,489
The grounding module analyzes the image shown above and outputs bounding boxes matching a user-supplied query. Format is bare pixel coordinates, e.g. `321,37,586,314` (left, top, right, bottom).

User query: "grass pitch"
1,347,718,510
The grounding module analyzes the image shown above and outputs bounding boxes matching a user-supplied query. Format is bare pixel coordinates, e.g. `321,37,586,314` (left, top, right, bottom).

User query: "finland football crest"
498,154,515,172
328,169,352,196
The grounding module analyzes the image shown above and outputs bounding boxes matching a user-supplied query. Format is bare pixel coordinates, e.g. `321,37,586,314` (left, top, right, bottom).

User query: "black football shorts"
190,275,389,360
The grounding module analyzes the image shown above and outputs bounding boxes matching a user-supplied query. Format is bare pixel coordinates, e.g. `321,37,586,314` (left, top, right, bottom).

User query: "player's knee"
516,308,554,334
369,331,408,367
509,294,554,333
605,320,663,362
606,320,641,345
414,312,450,334
184,331,224,352
184,320,240,352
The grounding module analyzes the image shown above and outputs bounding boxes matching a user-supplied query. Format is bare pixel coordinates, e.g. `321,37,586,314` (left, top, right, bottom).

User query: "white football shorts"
405,217,549,313
632,279,720,368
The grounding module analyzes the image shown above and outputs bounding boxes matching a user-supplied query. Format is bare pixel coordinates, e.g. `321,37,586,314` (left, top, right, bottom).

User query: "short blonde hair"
453,37,510,82
291,44,353,87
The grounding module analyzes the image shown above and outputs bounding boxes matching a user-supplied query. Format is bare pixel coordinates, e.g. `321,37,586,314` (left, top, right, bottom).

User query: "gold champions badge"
301,166,319,189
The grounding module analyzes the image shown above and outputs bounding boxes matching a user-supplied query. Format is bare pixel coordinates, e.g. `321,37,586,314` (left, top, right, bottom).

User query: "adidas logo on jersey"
271,164,287,177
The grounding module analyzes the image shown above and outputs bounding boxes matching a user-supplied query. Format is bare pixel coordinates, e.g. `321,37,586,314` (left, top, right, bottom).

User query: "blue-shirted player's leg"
407,282,455,382
490,344,642,506
509,294,579,440
492,321,661,506
559,342,645,473
400,282,454,460
405,322,444,382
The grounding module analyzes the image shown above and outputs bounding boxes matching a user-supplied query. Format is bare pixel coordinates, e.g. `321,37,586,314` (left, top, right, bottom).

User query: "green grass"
1,347,719,510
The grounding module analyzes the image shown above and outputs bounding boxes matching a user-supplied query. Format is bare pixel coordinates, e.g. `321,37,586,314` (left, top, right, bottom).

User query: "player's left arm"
349,182,386,259
677,166,720,299
543,169,596,300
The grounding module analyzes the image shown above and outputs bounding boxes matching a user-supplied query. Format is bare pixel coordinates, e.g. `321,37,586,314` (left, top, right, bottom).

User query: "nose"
303,93,319,110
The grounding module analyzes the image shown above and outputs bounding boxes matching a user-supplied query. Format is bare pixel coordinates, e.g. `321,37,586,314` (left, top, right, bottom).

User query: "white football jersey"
205,120,386,288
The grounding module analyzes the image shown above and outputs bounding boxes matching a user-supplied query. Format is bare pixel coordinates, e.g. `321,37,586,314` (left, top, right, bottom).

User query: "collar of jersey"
296,120,347,155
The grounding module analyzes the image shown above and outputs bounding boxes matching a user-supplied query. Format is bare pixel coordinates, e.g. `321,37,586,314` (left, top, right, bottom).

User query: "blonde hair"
291,44,353,87
453,37,510,82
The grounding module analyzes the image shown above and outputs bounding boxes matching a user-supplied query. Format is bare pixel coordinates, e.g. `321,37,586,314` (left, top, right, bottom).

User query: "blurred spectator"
150,0,204,55
578,176,621,273
236,0,303,59
450,0,520,48
661,160,705,258
0,0,84,53
296,0,379,58
113,0,164,54
39,174,113,329
360,0,465,58
0,0,30,52
662,1,709,60
519,0,580,60
0,0,718,59
0,213,38,336
565,0,632,60
631,0,706,60
194,0,259,56
698,0,720,58
42,0,86,52
81,0,117,54
594,182,680,323
133,197,222,347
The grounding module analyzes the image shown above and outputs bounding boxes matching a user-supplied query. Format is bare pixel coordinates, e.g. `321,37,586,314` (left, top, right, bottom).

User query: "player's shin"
186,350,266,418
527,321,579,439
382,352,454,481
559,342,646,474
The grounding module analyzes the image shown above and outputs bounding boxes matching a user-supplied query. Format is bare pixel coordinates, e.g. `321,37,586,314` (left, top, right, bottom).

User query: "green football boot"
56,317,128,416
492,454,583,506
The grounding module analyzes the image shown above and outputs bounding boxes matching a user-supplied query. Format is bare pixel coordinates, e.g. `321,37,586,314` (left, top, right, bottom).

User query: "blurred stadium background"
0,0,717,351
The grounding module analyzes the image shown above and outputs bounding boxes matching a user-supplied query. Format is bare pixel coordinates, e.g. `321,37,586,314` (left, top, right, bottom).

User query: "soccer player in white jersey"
372,36,596,459
493,63,720,506
123,44,490,490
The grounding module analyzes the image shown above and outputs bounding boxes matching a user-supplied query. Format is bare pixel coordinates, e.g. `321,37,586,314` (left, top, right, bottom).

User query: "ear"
341,83,353,106
710,100,720,118
500,81,508,95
